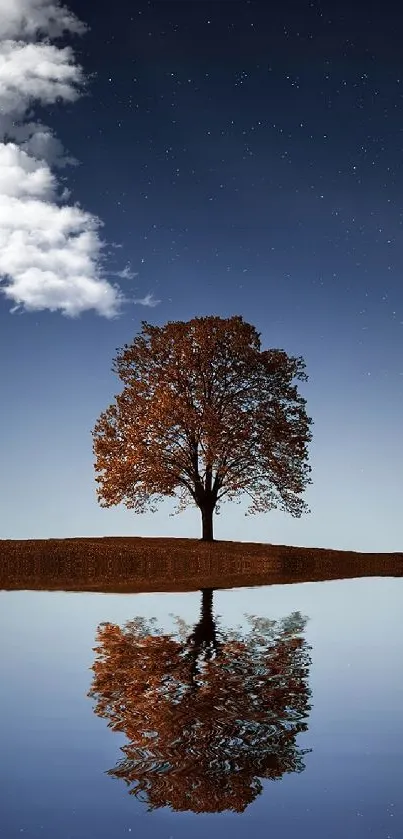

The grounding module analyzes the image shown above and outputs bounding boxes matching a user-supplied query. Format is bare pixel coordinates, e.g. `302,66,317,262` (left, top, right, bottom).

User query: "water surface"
0,576,402,837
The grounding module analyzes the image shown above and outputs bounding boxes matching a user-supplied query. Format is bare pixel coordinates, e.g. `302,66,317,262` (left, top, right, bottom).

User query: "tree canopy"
88,593,312,813
92,315,313,539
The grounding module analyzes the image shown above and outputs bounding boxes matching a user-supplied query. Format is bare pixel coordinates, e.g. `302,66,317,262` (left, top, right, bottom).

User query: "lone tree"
92,315,313,541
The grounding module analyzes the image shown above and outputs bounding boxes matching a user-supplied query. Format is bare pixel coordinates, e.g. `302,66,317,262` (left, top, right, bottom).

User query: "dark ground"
0,537,401,592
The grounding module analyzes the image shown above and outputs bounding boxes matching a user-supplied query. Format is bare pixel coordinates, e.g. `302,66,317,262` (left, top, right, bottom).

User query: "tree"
88,595,312,813
92,315,313,541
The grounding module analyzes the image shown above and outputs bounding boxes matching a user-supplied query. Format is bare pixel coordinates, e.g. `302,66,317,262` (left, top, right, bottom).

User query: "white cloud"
0,0,156,318
0,144,123,317
114,264,138,280
0,0,86,40
132,292,161,308
20,125,79,167
0,40,85,117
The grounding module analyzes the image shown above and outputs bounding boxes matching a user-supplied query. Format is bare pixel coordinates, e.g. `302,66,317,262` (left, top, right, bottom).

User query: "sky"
0,0,401,551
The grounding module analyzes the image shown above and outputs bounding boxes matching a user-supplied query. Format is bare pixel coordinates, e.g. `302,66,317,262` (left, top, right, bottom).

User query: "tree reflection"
88,589,312,813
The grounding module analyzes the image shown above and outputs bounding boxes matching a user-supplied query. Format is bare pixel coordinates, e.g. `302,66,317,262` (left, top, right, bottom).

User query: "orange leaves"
92,315,313,530
88,604,312,813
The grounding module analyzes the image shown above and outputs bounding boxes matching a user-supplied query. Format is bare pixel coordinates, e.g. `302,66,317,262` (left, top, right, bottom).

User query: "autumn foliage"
88,595,312,813
92,315,313,539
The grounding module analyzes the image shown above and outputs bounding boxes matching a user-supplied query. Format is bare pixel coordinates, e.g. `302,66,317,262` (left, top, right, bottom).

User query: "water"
0,576,402,838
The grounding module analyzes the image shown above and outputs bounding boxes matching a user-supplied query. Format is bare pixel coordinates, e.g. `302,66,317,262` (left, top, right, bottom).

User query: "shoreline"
1,536,402,593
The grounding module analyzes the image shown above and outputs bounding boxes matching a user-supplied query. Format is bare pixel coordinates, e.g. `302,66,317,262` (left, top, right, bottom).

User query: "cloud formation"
132,292,161,308
114,264,138,281
0,0,149,318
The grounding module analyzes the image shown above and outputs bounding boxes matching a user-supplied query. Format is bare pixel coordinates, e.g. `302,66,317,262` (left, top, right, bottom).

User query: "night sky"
0,0,401,550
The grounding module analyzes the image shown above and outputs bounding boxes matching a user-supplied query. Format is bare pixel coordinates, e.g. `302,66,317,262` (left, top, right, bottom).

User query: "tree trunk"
186,589,217,688
200,504,214,541
201,588,214,625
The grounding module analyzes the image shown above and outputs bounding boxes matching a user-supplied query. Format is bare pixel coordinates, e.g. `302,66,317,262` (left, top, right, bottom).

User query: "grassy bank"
0,536,402,593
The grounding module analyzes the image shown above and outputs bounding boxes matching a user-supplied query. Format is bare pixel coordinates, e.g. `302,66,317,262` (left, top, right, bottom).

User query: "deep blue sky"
0,0,402,550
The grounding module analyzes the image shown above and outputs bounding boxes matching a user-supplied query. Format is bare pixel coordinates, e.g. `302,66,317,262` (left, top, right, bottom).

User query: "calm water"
0,576,402,838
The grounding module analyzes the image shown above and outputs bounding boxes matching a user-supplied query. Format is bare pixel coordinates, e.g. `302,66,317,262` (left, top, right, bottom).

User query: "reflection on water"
1,574,402,838
89,589,312,813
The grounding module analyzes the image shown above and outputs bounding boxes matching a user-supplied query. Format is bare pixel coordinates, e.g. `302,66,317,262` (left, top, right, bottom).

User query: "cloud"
0,40,85,116
131,292,161,308
0,0,135,318
113,264,138,280
0,143,123,317
0,0,86,40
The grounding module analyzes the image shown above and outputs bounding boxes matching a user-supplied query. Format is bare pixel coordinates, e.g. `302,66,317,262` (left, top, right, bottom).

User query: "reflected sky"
0,577,402,837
